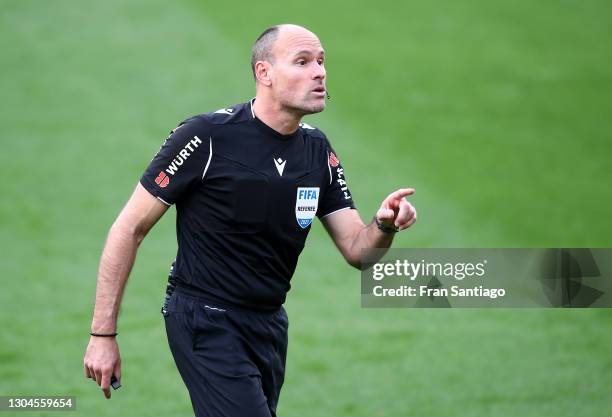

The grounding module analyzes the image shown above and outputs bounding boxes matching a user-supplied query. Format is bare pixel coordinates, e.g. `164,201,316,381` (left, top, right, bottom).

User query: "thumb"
376,208,395,222
114,361,121,382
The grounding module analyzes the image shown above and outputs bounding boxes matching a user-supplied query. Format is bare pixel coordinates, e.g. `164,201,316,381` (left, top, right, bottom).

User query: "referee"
83,24,417,417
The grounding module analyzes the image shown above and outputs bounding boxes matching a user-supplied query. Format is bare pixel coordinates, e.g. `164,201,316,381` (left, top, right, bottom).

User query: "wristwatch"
374,217,399,234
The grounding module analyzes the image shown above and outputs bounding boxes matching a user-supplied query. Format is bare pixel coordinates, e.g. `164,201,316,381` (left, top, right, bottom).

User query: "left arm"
321,188,417,269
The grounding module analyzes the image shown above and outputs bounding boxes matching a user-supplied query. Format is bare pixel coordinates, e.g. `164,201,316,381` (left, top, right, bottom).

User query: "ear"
255,61,273,86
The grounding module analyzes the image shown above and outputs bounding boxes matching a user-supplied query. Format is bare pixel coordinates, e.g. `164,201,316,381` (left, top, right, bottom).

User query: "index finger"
389,188,415,201
101,373,111,399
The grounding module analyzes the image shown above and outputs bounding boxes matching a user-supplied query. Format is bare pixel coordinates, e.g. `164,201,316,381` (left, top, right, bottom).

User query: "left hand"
376,188,417,231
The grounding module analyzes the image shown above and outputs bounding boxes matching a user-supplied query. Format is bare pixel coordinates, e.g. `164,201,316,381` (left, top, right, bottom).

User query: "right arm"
83,183,168,399
84,115,211,398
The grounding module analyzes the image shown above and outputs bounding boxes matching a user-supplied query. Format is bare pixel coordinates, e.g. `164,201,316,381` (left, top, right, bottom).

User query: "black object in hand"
110,375,121,390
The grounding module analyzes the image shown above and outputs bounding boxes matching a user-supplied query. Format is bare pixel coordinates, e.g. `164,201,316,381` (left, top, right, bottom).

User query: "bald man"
83,24,417,417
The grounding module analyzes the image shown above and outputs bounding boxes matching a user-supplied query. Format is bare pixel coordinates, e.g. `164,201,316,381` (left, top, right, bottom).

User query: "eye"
296,59,306,66
317,59,325,65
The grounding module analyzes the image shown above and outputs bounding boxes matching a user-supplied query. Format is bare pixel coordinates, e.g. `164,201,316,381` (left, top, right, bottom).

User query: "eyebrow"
293,49,325,57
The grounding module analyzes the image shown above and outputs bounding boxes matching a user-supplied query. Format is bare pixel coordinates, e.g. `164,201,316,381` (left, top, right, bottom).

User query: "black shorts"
163,287,289,417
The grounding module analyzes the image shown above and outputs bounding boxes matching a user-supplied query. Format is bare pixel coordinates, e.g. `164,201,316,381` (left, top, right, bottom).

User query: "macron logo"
214,108,234,115
274,158,286,176
165,136,202,175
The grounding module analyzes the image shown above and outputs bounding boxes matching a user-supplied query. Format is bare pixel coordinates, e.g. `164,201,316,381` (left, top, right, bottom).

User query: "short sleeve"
317,138,356,218
140,116,211,205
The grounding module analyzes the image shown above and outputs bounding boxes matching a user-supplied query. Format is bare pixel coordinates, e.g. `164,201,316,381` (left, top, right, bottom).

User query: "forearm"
344,219,395,269
90,220,142,333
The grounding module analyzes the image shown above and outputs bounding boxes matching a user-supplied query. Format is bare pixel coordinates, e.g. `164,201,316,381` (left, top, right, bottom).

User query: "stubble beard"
283,94,326,117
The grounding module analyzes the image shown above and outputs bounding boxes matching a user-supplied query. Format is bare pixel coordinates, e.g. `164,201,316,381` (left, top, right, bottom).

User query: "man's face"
269,28,327,115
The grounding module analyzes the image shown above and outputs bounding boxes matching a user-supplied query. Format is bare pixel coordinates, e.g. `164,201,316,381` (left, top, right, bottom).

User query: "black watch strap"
374,217,399,234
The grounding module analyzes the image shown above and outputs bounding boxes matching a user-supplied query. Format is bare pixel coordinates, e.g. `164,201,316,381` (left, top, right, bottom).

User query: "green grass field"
1,1,611,416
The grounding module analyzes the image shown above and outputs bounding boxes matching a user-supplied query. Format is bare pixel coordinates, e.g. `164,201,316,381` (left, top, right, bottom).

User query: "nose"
313,62,326,80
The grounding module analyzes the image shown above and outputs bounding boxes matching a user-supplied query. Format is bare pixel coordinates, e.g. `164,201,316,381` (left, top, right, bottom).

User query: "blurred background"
1,0,611,416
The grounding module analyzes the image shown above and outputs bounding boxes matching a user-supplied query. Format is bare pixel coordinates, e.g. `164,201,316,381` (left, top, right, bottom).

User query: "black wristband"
374,217,399,234
90,332,118,337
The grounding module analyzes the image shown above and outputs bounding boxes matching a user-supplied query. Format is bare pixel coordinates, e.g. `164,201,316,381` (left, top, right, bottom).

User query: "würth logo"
165,136,203,176
155,171,170,188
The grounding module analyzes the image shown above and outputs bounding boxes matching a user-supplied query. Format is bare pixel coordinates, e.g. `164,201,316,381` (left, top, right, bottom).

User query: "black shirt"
140,99,355,311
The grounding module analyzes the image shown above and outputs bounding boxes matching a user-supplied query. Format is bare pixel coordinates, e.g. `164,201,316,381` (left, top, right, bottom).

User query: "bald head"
250,24,319,80
251,24,327,116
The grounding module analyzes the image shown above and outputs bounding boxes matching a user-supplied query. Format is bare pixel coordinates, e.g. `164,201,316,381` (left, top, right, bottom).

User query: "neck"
252,94,302,135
